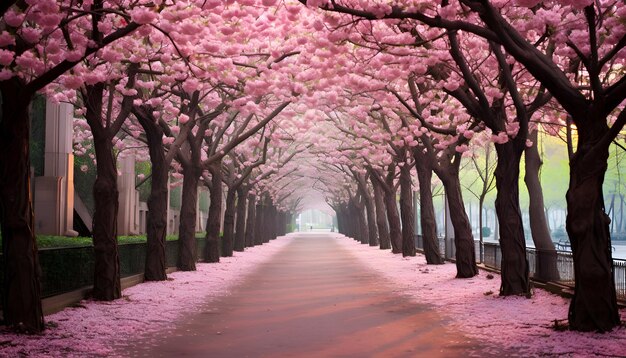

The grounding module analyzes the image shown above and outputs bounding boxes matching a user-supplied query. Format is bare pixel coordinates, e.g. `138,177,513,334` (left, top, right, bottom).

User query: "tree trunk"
177,163,200,271
415,154,443,264
245,193,256,247
135,108,167,281
383,185,402,253
254,199,264,246
399,163,416,257
494,142,530,295
525,131,559,282
566,124,619,331
0,81,44,332
83,82,121,301
204,163,222,263
371,177,391,250
478,195,485,263
440,171,478,278
350,197,368,244
268,203,278,242
221,187,236,257
91,135,121,300
233,187,247,252
361,187,379,247
336,205,346,235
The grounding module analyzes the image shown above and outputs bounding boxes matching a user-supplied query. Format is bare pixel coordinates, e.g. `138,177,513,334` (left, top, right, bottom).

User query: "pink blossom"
130,8,158,25
491,132,509,144
0,32,15,47
38,13,62,28
20,27,41,43
4,10,25,27
560,0,594,9
182,78,200,94
15,52,45,74
515,0,541,7
179,114,190,124
443,81,460,91
65,49,85,62
46,39,61,54
97,20,113,34
0,69,14,80
0,49,14,66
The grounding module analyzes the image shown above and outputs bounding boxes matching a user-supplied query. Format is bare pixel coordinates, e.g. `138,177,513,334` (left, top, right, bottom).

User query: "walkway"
125,233,499,357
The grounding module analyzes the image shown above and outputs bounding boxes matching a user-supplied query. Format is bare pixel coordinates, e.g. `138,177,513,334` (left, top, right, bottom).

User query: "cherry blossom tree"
0,0,156,331
300,0,626,331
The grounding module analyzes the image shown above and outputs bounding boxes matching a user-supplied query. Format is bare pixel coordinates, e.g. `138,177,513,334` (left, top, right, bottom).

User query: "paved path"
125,234,500,357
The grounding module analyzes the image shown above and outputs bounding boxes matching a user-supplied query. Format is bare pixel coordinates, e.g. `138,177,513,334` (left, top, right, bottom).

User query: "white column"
34,100,77,236
117,154,137,235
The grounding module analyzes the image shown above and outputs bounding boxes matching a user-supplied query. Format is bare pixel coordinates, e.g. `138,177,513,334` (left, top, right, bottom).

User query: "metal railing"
483,242,625,300
416,235,626,300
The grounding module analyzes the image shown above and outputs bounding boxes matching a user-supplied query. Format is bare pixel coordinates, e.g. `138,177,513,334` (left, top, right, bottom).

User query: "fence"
416,235,626,301
0,238,210,301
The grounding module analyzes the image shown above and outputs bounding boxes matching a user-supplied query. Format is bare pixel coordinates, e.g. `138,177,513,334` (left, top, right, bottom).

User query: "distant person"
310,225,313,231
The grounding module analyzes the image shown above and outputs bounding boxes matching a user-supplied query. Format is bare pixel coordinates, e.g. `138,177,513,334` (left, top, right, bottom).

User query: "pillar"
117,154,138,235
34,99,77,236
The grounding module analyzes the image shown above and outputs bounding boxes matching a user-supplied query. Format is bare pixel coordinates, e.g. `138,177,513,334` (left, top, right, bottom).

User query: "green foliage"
135,161,152,202
481,227,491,237
37,235,93,248
0,234,206,249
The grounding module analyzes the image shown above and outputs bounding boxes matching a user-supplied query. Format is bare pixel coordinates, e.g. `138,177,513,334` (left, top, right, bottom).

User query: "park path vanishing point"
123,233,507,357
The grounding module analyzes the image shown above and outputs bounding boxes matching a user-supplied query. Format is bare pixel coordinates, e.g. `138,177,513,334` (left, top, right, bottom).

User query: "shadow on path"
124,233,506,357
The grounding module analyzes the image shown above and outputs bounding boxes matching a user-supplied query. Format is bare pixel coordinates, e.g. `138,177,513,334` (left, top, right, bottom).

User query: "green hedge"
0,234,217,301
0,234,202,249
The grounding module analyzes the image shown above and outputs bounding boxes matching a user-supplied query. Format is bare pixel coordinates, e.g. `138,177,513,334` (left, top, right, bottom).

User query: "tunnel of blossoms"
1,0,626,356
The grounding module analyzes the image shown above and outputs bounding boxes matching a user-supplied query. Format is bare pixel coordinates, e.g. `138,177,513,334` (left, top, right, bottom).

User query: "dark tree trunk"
361,187,379,247
566,121,619,332
254,199,264,246
350,197,368,244
336,205,346,235
177,163,200,271
414,155,444,264
494,142,530,296
399,163,416,257
135,108,167,281
84,83,121,301
221,187,236,257
268,204,278,242
91,134,121,300
439,170,478,278
280,212,289,235
340,204,351,238
262,200,272,243
233,187,247,252
0,81,44,332
245,193,256,247
383,185,402,253
204,163,222,263
525,131,559,282
371,176,391,250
